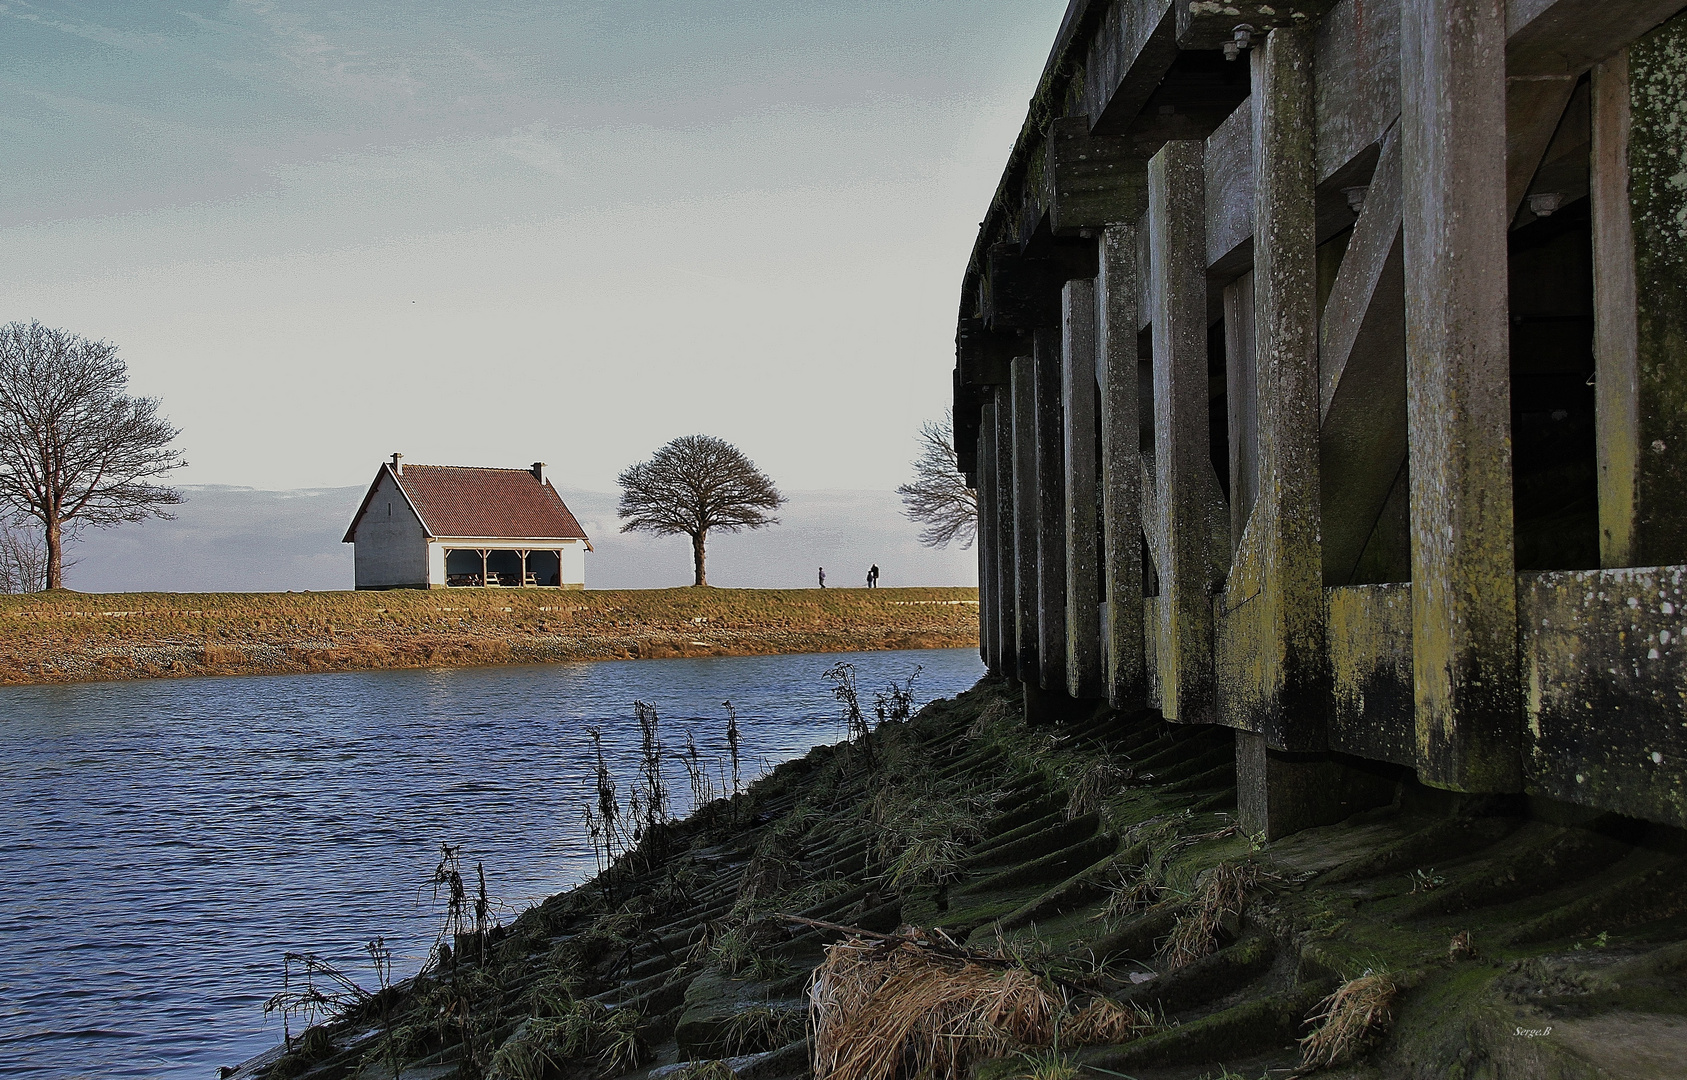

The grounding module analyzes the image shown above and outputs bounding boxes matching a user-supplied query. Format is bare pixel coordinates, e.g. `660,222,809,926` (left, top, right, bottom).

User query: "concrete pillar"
1236,731,1398,841
978,401,998,671
1034,328,1069,692
1592,15,1687,570
1098,223,1146,710
994,390,1018,670
1011,357,1040,684
1240,27,1327,749
1147,141,1222,724
1063,278,1104,699
1400,0,1520,792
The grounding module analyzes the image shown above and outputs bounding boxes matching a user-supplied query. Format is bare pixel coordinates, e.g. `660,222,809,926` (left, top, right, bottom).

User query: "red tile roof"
343,464,590,543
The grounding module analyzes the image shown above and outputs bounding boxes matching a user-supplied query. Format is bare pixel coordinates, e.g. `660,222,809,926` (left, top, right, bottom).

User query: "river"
0,647,984,1079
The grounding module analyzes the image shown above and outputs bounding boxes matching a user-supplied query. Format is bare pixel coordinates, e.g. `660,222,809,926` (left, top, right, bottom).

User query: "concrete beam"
957,318,1020,387
1177,0,1337,51
1314,0,1402,186
1326,583,1417,767
1045,116,1149,236
1223,273,1258,546
1148,140,1226,724
1011,356,1041,685
1319,128,1408,586
1215,27,1327,751
1400,0,1521,792
1507,0,1687,78
1205,102,1256,276
1099,222,1148,710
1035,328,1070,692
1063,278,1104,699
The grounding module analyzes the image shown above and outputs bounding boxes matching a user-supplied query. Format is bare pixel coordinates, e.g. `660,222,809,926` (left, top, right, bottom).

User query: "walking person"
818,567,826,588
867,564,880,589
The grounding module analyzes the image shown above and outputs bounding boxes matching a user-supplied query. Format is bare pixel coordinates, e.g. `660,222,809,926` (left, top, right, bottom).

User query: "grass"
0,585,979,685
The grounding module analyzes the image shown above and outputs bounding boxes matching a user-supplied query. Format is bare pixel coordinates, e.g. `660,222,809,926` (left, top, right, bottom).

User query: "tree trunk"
44,516,61,591
692,530,708,587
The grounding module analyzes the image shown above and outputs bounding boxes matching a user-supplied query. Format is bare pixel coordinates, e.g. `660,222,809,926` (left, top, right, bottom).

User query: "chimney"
391,452,403,476
531,461,546,484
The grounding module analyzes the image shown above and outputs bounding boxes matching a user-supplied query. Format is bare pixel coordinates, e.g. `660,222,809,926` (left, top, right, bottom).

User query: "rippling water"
0,647,983,1080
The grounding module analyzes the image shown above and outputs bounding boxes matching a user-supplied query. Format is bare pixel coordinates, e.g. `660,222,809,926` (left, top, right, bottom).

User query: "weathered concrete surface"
1215,28,1327,752
1098,223,1146,711
1236,730,1396,841
1609,13,1687,569
1523,565,1687,828
1063,279,1104,699
1326,583,1417,768
1400,0,1521,793
1035,329,1070,693
1148,140,1226,725
1012,356,1041,685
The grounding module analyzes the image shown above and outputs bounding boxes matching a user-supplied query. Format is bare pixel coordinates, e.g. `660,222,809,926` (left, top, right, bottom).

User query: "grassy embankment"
0,587,978,686
236,678,1687,1080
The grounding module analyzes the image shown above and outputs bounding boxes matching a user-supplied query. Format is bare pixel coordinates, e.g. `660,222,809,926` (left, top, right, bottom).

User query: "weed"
1407,867,1445,893
1299,969,1397,1069
724,699,742,795
1159,863,1277,971
722,1003,806,1054
1448,930,1476,961
673,1062,739,1080
1009,1050,1081,1080
263,951,370,1045
1064,760,1131,820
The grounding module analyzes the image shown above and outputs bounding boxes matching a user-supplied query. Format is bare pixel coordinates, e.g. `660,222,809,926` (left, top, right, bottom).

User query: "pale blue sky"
1,1,1065,493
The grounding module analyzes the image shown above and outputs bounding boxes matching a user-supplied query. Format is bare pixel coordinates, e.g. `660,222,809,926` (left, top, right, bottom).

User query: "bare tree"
617,434,784,586
0,322,185,589
898,409,977,548
0,520,49,594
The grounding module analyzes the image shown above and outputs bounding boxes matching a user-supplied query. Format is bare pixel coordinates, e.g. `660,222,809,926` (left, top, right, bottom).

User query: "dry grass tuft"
810,935,1157,1080
1158,862,1271,971
1448,931,1476,961
1064,761,1131,820
1298,970,1397,1069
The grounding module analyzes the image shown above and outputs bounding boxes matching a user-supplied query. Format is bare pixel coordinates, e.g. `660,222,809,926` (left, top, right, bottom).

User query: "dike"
0,587,977,685
229,679,1687,1080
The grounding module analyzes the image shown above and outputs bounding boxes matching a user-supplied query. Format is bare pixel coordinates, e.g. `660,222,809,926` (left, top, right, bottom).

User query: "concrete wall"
352,470,430,589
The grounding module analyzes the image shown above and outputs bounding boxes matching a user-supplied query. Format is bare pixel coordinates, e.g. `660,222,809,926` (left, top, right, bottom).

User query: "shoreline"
0,586,978,687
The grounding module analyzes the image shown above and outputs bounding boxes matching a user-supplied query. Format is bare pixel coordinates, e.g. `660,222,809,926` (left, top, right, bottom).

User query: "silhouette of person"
818,567,826,588
868,564,880,589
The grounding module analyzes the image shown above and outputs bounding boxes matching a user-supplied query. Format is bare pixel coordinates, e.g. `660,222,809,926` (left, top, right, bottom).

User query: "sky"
0,0,1068,497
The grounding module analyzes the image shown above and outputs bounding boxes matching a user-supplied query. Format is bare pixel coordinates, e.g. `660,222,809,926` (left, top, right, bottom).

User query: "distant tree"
0,521,48,594
898,409,977,548
617,434,784,587
0,322,185,590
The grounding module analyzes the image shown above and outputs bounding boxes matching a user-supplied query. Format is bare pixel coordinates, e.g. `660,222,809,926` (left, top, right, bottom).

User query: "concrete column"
1147,141,1221,724
1401,0,1520,792
1063,278,1104,699
1098,223,1146,710
1243,27,1326,749
1592,16,1687,570
1011,357,1040,684
978,401,998,670
994,390,1018,670
1034,328,1069,692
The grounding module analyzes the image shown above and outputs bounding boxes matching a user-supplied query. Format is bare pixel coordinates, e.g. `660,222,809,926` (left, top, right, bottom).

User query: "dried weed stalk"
1158,862,1274,971
1298,970,1397,1069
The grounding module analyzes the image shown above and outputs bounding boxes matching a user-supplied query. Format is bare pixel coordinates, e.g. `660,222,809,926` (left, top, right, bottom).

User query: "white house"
343,455,591,589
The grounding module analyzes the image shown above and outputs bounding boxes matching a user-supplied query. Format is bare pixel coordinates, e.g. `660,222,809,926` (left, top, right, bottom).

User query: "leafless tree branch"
897,409,977,549
0,321,186,588
616,434,784,586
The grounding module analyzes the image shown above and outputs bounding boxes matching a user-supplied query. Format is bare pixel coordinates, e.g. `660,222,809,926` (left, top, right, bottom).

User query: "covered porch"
442,546,565,588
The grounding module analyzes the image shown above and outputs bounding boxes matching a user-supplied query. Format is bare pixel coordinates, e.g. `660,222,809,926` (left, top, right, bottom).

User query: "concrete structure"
954,0,1687,836
343,455,591,590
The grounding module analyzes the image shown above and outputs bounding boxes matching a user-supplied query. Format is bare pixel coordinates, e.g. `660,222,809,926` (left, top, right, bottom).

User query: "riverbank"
0,587,978,686
232,678,1687,1080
